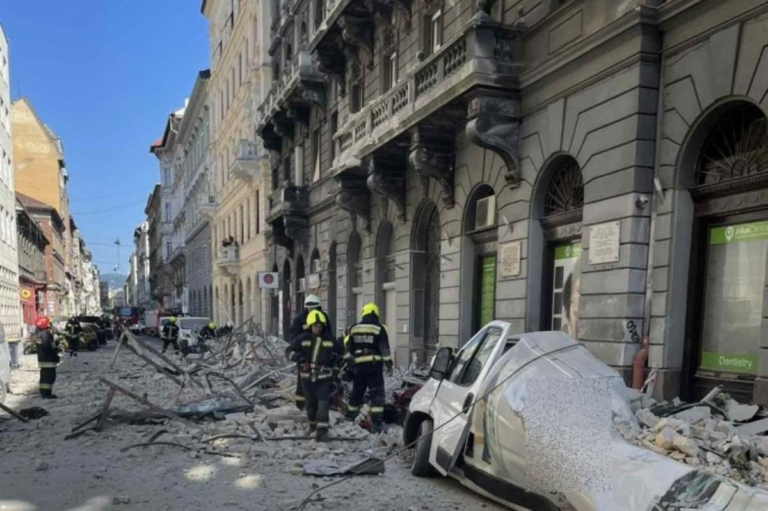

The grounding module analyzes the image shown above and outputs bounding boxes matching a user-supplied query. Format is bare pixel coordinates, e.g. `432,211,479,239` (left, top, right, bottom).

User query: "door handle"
462,393,474,413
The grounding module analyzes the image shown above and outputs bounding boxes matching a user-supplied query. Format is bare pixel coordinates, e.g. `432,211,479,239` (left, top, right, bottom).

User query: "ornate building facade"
257,0,768,404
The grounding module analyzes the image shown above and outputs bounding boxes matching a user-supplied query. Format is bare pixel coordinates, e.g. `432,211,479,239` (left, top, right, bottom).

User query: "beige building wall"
203,0,269,328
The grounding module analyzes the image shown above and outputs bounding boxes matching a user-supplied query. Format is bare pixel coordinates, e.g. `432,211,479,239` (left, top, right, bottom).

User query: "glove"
385,360,393,376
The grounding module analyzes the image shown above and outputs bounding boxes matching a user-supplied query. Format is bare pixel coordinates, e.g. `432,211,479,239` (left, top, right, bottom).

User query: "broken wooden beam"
0,403,28,422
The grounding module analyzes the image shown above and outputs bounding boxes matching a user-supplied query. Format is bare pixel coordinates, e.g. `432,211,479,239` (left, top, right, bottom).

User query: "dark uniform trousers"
39,364,57,397
347,362,386,424
302,378,333,431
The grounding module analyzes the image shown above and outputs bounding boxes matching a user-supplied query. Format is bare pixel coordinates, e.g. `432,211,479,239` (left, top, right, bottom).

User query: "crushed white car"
405,323,768,510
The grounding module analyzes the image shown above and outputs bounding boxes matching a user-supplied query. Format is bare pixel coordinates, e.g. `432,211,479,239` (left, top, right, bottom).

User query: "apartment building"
202,0,270,327
16,196,48,328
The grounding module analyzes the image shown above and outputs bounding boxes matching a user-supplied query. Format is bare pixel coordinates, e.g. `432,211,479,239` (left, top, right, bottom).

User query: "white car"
177,317,213,354
405,323,768,511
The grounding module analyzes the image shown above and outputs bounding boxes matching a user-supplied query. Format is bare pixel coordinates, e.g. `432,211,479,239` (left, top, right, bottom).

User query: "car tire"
88,339,98,351
411,418,434,477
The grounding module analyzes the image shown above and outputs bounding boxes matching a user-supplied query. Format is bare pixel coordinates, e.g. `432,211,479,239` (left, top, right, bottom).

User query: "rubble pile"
617,387,768,489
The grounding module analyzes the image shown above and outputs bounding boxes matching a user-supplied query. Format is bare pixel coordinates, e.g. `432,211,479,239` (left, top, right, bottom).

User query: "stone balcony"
266,183,309,252
167,246,186,269
256,50,326,144
231,140,261,183
331,15,522,174
216,245,240,277
197,195,217,221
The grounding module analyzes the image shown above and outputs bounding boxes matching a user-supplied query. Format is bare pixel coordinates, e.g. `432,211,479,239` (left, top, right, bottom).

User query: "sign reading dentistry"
710,220,768,245
700,352,757,374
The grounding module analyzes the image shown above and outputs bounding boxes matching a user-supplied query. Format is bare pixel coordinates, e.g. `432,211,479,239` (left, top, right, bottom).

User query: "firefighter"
343,303,393,433
35,317,60,399
287,294,328,411
292,310,341,442
65,317,82,357
199,321,217,340
161,316,180,355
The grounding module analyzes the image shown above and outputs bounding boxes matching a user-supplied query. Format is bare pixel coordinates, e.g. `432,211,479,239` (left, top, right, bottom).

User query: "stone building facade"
0,26,20,341
179,71,215,319
202,0,271,328
256,0,768,404
16,195,48,328
145,184,163,307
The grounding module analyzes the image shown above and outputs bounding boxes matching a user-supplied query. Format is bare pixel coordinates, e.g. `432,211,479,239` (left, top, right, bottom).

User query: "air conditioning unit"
474,195,496,231
298,278,306,292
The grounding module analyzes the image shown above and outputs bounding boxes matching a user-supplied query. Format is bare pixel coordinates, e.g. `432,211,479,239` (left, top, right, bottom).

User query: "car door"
429,322,509,476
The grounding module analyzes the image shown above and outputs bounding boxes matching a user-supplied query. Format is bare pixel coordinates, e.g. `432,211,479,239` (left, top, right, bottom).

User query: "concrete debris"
34,461,49,471
618,390,768,491
112,496,131,505
301,457,386,477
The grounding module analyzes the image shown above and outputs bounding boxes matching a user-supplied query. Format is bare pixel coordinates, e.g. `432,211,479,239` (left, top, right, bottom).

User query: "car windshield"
118,307,133,316
179,318,211,331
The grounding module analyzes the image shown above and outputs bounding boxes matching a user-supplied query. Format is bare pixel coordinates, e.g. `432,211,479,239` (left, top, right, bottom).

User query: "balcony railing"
257,50,322,132
331,16,521,171
197,195,217,221
231,140,261,182
217,245,240,276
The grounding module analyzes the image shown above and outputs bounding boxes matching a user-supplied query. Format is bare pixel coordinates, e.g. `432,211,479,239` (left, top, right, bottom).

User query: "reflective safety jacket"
292,331,342,382
65,321,82,338
162,322,179,341
36,329,60,368
343,316,391,365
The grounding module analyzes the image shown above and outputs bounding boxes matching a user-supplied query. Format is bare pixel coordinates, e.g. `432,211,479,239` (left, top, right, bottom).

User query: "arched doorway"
347,232,363,326
528,155,584,336
680,101,768,401
296,254,306,313
328,242,337,336
376,221,397,359
460,185,498,338
282,259,292,337
411,201,440,360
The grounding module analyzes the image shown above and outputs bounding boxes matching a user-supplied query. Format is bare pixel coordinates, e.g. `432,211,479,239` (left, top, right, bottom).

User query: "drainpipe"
632,27,666,390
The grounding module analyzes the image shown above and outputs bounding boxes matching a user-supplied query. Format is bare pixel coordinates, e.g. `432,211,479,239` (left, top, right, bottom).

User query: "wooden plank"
110,332,127,368
94,388,116,432
99,377,201,432
122,343,185,387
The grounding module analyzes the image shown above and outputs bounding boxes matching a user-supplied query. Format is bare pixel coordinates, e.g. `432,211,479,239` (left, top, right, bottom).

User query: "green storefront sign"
710,220,768,245
554,243,582,260
700,351,757,374
478,256,496,327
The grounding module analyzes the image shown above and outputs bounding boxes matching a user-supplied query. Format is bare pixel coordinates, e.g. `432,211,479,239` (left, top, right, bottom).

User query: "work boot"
316,428,329,443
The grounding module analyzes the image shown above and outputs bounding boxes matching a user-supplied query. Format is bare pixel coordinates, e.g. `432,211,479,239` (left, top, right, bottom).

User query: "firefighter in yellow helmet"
291,309,342,442
161,317,180,355
343,303,392,433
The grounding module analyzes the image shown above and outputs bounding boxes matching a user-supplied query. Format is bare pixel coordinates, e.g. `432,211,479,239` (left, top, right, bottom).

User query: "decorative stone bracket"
335,171,371,232
409,127,455,208
314,43,346,96
366,154,406,221
466,93,521,187
260,123,282,152
338,14,375,69
380,0,411,31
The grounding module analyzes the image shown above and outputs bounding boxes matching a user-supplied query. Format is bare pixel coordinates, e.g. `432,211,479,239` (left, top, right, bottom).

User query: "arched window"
411,201,440,359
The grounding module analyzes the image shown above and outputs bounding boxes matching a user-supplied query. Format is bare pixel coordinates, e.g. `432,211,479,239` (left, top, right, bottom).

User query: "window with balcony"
385,52,398,91
349,60,365,114
314,0,324,29
164,203,171,222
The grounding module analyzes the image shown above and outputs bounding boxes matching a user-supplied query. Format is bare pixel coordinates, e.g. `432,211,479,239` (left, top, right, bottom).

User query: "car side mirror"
429,347,453,381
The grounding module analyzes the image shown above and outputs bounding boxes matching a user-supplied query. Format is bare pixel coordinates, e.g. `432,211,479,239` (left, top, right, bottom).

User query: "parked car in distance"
405,325,768,511
71,316,111,345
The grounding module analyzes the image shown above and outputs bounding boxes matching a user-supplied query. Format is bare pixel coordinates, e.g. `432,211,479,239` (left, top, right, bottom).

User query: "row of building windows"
214,191,261,249
0,207,16,249
0,148,12,189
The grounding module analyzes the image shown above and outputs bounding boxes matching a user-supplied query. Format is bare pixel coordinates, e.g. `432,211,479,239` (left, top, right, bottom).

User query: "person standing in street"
343,303,393,433
161,316,180,355
65,317,82,357
292,310,341,442
35,317,59,399
287,294,330,411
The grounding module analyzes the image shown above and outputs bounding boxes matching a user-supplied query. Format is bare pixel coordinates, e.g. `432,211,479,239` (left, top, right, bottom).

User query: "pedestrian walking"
161,316,180,355
343,303,393,433
34,317,59,399
65,317,82,357
291,310,341,442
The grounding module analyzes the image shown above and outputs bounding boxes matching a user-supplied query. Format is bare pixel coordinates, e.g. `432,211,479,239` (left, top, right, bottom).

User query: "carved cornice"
273,112,295,138
366,154,406,221
409,127,455,208
466,92,521,187
694,188,768,218
690,173,768,201
381,0,411,31
335,171,371,232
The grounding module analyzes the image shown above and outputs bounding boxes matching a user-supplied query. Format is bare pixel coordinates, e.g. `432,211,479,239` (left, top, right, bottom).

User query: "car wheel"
411,418,434,477
88,339,98,351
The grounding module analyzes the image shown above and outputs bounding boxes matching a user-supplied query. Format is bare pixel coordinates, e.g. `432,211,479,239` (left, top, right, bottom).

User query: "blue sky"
0,0,209,277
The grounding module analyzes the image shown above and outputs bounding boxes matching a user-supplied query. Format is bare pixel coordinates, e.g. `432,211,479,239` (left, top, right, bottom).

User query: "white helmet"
304,294,321,309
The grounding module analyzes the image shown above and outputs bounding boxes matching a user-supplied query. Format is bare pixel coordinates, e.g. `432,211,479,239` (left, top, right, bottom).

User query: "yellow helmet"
169,316,177,324
208,322,216,329
361,303,380,318
307,310,327,326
